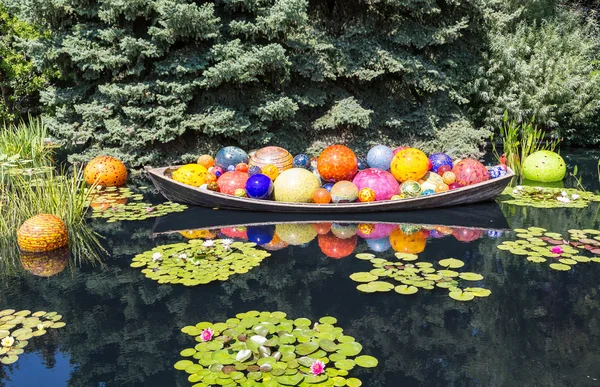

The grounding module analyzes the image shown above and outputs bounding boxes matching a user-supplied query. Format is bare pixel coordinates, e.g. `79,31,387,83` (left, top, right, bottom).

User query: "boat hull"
146,166,514,213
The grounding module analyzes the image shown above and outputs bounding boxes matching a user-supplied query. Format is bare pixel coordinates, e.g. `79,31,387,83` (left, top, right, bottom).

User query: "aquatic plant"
351,253,490,302
130,239,270,286
499,186,600,208
89,187,187,222
0,118,53,167
492,112,559,177
175,311,378,386
497,227,600,271
0,309,65,365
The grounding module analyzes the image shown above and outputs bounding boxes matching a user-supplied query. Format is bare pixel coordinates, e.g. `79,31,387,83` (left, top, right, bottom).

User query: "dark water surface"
1,149,599,387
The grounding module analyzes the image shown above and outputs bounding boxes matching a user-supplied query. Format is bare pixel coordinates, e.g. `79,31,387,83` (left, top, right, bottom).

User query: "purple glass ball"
248,165,262,176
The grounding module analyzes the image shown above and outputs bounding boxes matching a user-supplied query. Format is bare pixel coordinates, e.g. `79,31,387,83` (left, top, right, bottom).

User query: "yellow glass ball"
172,164,209,187
391,194,403,200
273,168,321,203
358,188,376,202
234,188,247,197
262,164,280,181
442,171,456,184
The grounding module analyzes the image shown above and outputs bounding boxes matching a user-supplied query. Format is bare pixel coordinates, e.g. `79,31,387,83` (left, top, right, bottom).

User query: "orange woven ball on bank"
17,214,68,253
84,156,127,187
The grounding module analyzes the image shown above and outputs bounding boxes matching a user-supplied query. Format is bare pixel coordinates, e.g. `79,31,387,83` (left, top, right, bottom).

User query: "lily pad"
549,263,571,271
355,355,378,368
449,291,475,301
438,258,465,269
394,285,418,295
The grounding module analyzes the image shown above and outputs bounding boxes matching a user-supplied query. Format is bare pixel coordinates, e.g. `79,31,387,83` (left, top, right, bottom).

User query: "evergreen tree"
3,0,491,166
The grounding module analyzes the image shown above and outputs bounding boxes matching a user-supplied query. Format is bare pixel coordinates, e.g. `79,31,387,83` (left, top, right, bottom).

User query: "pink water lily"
551,246,563,255
200,328,214,342
310,360,325,376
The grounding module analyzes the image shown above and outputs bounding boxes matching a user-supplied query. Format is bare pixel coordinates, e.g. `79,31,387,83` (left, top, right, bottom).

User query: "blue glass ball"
487,230,503,238
247,225,275,245
293,154,311,169
366,237,391,252
215,146,249,170
245,174,273,199
367,145,394,170
248,165,262,176
421,189,435,196
357,156,369,170
227,165,236,172
428,153,453,174
489,165,507,179
322,183,334,192
429,230,446,239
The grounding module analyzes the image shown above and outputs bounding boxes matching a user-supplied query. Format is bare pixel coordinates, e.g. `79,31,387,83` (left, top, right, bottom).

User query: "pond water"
1,149,599,387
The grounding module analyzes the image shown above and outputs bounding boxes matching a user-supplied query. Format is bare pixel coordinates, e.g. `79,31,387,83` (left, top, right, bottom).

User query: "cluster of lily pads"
89,186,187,222
0,309,65,365
130,239,270,286
351,253,491,301
497,227,600,271
174,311,377,387
499,186,600,208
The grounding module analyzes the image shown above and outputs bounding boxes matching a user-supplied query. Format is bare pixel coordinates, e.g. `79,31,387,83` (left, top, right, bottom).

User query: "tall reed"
492,111,560,177
0,117,53,168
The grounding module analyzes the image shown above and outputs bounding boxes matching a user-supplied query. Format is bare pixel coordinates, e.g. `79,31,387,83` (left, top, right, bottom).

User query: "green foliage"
0,116,52,167
0,5,56,122
468,8,600,145
3,0,493,166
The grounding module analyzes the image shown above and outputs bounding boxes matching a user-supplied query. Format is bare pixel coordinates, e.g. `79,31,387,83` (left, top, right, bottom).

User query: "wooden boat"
146,166,514,213
151,202,509,237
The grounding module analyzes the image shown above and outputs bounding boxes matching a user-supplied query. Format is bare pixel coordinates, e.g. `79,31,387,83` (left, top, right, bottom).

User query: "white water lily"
572,194,580,200
37,323,45,331
557,196,570,203
1,336,14,348
202,240,215,247
516,185,524,190
152,252,162,261
561,191,568,197
222,238,234,246
179,253,188,259
512,189,520,194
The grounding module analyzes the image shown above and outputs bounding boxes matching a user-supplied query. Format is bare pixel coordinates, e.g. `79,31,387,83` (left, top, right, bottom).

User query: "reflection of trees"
1,215,600,386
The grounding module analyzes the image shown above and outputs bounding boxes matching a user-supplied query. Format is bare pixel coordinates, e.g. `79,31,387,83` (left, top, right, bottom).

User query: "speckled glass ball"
215,146,249,170
249,146,293,172
248,165,262,176
20,247,69,277
522,150,566,182
489,165,507,179
209,166,224,178
207,182,219,191
358,188,376,202
317,145,358,182
217,171,249,195
367,145,394,170
275,223,317,245
437,164,452,175
330,181,359,203
262,164,280,181
442,171,456,184
197,154,215,169
312,188,332,204
452,159,490,186
293,154,311,169
400,180,421,198
390,148,429,182
273,168,321,203
172,164,209,187
428,153,453,174
357,156,369,170
84,156,127,187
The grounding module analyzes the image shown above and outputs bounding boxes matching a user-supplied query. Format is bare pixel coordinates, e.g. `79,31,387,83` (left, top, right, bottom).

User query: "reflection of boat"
146,166,514,213
152,202,509,237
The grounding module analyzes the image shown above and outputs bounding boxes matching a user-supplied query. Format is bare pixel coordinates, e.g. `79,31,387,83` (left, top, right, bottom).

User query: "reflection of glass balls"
217,171,249,195
400,180,421,198
330,181,359,203
366,237,391,252
293,154,311,169
276,223,317,245
318,233,357,259
317,145,358,182
367,145,394,170
312,188,332,204
248,165,262,176
453,228,484,242
357,156,369,170
428,153,453,174
245,174,273,199
390,148,429,182
172,164,208,187
250,146,293,172
452,159,490,186
247,225,275,245
390,229,427,254
273,168,321,203
352,168,399,201
358,188,376,202
215,146,249,170
331,223,358,239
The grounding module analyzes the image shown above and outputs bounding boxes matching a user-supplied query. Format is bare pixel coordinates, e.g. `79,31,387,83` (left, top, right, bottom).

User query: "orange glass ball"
317,145,358,182
89,191,128,211
318,232,357,259
452,158,490,186
84,156,127,187
390,148,429,182
313,222,332,235
197,154,215,169
442,171,456,184
358,188,376,202
179,229,216,239
217,171,249,195
389,228,427,254
262,164,280,181
20,246,69,277
312,188,332,204
435,183,449,193
249,146,293,172
235,163,249,173
17,214,68,253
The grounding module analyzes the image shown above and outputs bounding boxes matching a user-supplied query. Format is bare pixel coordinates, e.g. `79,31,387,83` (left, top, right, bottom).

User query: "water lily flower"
37,323,45,331
310,360,325,376
200,328,214,342
512,189,520,194
557,196,570,204
536,187,542,191
222,238,234,246
516,185,524,190
551,246,563,255
1,336,14,348
561,191,568,197
179,253,188,259
146,207,154,212
202,240,215,248
572,194,580,200
152,252,162,262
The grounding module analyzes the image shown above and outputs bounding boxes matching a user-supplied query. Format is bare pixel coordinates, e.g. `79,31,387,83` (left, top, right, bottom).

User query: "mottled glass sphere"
248,165,262,176
215,146,249,170
428,153,453,174
293,154,311,169
352,168,399,201
390,148,429,182
452,159,490,186
367,145,394,170
330,181,359,203
216,171,249,195
317,145,358,182
400,180,421,198
273,168,320,203
250,146,293,172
